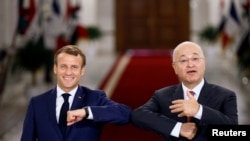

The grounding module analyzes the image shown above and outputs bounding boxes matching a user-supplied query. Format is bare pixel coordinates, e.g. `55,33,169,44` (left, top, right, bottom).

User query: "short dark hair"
54,45,86,67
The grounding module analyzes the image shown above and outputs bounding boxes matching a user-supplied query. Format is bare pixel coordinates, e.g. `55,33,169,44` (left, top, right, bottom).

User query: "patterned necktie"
59,93,70,136
186,91,195,122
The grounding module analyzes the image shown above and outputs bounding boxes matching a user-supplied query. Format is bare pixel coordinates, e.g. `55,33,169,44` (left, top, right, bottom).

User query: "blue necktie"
59,93,70,136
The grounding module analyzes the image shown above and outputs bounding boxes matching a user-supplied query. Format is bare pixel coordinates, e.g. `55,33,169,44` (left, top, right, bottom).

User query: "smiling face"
172,41,206,89
54,52,85,92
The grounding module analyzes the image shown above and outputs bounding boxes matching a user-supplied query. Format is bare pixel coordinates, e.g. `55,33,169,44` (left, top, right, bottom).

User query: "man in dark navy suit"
21,45,131,141
131,41,238,141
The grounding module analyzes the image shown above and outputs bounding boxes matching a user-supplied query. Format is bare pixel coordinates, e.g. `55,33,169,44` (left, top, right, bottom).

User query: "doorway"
115,0,190,52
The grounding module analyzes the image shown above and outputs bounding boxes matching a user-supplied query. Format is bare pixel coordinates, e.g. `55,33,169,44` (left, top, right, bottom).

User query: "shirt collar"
56,85,78,98
182,78,204,98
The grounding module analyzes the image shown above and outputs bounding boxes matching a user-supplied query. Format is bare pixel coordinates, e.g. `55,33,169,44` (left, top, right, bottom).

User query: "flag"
17,0,36,35
236,31,249,58
52,0,61,16
55,34,69,52
242,0,250,22
65,0,80,21
222,0,241,49
229,0,241,24
221,31,231,49
214,16,226,37
214,0,227,41
236,31,250,70
224,0,241,36
69,24,88,45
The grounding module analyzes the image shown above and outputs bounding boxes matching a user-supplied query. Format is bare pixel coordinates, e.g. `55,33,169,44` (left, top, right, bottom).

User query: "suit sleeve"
90,91,131,125
201,90,238,125
131,93,177,138
21,98,37,141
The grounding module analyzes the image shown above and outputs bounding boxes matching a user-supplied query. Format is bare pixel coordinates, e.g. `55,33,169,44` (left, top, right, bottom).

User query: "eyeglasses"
173,57,204,65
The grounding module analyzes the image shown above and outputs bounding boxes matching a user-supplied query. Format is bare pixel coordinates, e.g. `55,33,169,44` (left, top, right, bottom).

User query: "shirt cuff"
170,122,181,137
86,107,93,120
194,104,203,120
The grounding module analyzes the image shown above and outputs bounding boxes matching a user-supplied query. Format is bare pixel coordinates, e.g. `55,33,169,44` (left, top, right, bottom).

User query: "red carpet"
99,49,179,141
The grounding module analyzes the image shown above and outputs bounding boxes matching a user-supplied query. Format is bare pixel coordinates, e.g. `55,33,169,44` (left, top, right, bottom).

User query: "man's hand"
169,91,200,117
67,109,87,126
180,122,197,140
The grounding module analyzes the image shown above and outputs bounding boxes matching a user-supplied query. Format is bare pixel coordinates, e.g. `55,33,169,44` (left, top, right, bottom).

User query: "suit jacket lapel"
48,88,58,125
173,84,187,122
173,84,184,100
70,86,87,110
197,81,210,105
47,88,63,139
66,86,87,136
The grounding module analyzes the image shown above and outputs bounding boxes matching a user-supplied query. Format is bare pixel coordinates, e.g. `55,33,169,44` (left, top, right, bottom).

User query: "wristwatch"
83,107,89,120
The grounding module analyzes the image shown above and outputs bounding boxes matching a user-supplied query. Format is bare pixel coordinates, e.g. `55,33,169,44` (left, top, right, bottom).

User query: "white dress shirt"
170,79,204,137
56,85,77,122
56,85,93,122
